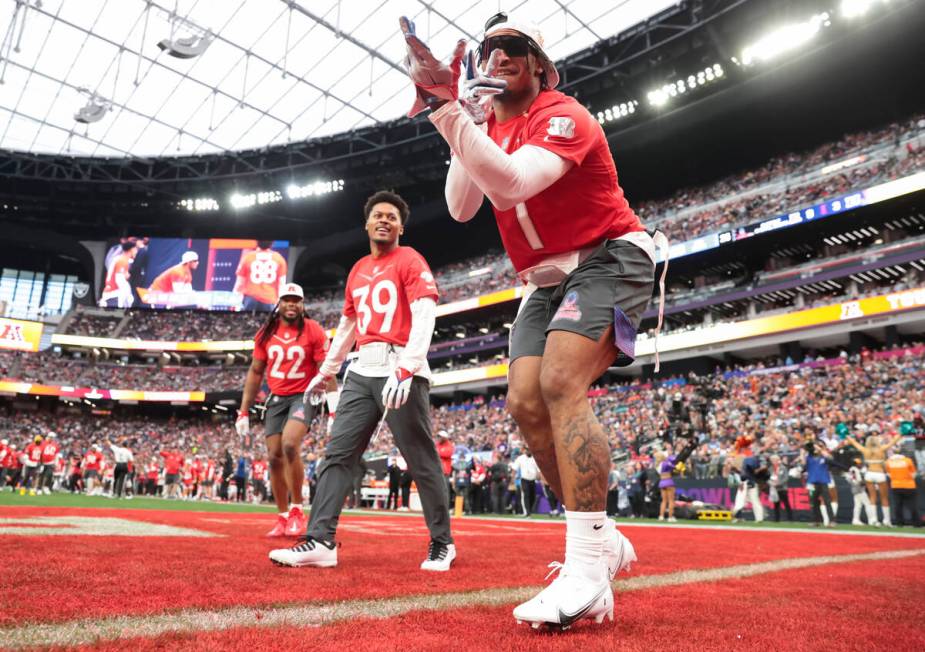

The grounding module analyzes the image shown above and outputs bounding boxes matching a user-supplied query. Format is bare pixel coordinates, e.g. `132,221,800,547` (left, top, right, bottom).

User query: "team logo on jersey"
552,291,582,321
359,266,390,282
546,117,575,139
420,271,434,283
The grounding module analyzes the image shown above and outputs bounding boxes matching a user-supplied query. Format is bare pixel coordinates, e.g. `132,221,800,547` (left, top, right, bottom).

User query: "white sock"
279,511,289,519
831,502,838,516
565,510,608,581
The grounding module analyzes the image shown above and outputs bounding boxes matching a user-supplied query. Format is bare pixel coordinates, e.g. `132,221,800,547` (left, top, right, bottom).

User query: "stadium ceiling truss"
0,0,750,186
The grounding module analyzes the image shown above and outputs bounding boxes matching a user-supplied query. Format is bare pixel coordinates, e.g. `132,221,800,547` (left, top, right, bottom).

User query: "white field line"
2,548,923,649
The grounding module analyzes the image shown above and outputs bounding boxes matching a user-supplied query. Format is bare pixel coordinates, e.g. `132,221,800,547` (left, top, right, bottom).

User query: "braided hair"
255,304,305,347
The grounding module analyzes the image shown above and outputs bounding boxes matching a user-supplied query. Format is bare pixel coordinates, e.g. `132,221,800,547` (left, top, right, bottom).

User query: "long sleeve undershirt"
319,314,357,378
397,297,436,374
431,100,572,216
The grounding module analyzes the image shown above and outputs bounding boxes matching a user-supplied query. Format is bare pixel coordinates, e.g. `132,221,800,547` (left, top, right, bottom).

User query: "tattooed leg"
540,328,620,512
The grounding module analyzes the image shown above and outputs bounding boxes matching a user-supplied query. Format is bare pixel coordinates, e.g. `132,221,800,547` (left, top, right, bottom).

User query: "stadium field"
1,500,923,650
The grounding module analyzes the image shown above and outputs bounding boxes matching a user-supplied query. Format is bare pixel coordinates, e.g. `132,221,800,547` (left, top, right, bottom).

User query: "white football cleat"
513,562,613,630
420,540,456,571
269,536,337,568
603,520,636,580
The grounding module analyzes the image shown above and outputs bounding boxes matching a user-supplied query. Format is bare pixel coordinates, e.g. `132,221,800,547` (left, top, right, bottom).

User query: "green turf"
0,491,275,513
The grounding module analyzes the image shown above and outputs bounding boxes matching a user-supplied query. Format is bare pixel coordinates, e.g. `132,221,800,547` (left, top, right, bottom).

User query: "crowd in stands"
3,351,243,392
121,310,268,341
2,344,921,524
65,312,122,337
637,113,925,239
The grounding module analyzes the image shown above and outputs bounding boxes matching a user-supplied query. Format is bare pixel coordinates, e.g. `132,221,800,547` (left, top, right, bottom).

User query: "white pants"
851,491,874,524
733,484,764,522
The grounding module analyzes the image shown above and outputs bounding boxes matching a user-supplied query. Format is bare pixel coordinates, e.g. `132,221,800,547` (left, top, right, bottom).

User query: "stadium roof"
0,0,677,158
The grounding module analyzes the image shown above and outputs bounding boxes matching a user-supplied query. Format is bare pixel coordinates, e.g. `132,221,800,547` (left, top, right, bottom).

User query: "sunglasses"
478,35,534,63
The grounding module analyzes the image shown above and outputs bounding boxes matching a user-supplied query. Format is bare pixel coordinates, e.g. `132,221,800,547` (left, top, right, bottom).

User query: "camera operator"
801,432,836,527
732,449,767,523
768,454,793,522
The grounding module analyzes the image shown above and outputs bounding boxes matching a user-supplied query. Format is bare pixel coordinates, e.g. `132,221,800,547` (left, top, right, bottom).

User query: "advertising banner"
0,317,44,352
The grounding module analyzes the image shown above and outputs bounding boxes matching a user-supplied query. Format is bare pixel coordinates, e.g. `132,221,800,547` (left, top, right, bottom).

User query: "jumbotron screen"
99,237,290,311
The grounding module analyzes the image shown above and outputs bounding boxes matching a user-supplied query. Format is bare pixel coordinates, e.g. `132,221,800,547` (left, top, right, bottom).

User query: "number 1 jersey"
343,246,439,348
253,318,328,395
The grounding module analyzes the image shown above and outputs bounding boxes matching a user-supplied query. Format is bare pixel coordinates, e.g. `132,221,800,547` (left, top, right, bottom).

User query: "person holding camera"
732,452,766,523
768,454,793,522
801,435,836,527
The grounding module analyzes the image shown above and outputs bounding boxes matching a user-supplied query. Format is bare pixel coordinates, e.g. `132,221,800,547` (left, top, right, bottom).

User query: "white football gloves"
461,49,507,124
382,367,414,410
234,411,249,437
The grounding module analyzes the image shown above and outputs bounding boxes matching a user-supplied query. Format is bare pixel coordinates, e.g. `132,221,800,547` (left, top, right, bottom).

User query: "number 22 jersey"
343,246,439,348
253,318,328,395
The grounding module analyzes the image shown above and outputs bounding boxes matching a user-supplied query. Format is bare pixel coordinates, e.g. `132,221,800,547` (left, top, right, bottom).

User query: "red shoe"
285,507,307,537
266,514,288,537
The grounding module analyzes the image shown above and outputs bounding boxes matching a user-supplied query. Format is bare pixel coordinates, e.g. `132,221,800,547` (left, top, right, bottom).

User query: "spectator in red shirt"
145,460,160,496
0,438,10,489
22,435,43,495
436,431,455,509
37,432,60,495
160,450,183,499
67,456,82,493
82,445,104,495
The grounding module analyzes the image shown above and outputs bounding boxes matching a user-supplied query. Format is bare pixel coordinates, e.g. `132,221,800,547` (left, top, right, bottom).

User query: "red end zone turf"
1,506,924,649
77,548,925,652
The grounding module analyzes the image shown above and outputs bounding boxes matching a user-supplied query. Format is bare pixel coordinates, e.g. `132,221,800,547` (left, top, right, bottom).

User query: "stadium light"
646,63,725,108
179,197,220,212
840,0,887,19
157,15,213,59
285,179,345,200
229,190,282,210
740,13,831,66
73,88,112,124
596,100,639,124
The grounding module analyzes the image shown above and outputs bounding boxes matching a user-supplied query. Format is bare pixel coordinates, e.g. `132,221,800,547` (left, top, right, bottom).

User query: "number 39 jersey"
253,318,328,395
343,246,439,348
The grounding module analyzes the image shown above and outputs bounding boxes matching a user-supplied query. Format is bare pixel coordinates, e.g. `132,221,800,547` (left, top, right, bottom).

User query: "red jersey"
148,263,192,293
343,246,438,348
252,459,267,480
160,451,183,475
485,89,643,272
84,451,103,471
40,441,60,465
147,463,160,481
202,460,215,482
253,318,327,395
236,249,287,305
26,443,42,464
104,253,133,293
0,444,8,467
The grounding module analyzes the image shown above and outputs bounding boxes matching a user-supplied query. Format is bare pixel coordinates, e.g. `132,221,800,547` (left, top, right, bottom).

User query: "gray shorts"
509,239,654,365
264,392,315,437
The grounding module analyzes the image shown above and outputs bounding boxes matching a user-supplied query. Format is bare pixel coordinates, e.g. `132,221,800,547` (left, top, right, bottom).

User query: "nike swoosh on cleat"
556,586,607,626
